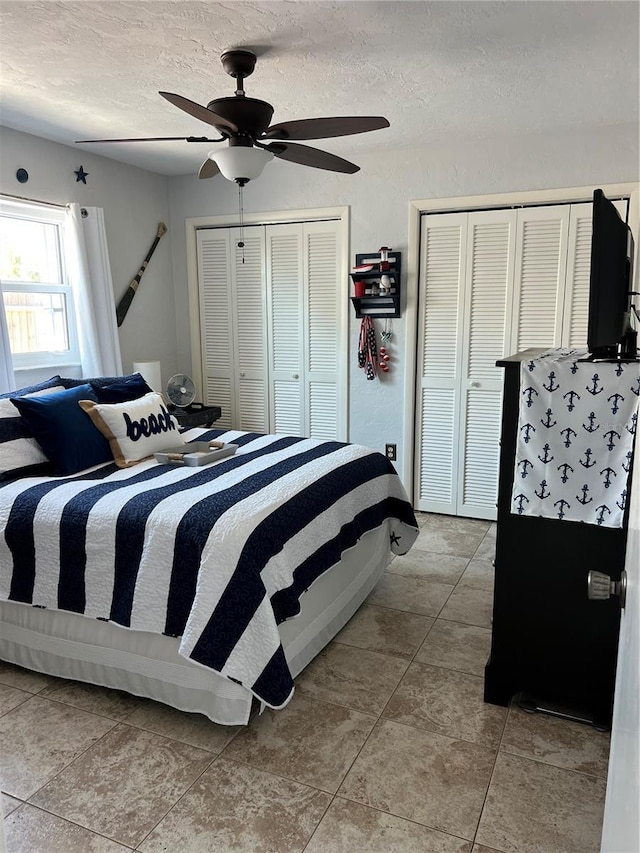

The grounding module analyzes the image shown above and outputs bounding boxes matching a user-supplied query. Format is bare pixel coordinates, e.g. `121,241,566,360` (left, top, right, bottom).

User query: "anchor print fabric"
512,348,640,527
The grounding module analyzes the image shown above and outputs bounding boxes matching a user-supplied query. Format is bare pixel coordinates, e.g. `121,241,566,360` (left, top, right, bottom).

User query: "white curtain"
0,294,15,394
65,204,122,377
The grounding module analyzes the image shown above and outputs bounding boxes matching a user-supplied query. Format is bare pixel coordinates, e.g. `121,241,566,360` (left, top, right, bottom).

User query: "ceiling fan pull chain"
237,183,245,263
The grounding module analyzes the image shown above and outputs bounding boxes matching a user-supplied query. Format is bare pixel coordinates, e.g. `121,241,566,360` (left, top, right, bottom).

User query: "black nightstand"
168,402,221,429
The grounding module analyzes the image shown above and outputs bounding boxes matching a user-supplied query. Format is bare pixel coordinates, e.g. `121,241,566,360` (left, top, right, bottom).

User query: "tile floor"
0,513,610,852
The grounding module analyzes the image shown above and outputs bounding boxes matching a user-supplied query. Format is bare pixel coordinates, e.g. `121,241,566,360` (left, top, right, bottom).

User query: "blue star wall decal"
74,165,89,184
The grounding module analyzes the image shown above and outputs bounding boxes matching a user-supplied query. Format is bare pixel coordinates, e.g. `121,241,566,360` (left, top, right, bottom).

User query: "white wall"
168,122,640,488
0,127,178,388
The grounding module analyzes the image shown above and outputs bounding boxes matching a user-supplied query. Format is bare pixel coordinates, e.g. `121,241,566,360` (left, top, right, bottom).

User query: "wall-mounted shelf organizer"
350,251,401,318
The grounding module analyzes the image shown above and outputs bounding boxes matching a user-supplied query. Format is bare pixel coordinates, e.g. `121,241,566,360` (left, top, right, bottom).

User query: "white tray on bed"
154,442,238,466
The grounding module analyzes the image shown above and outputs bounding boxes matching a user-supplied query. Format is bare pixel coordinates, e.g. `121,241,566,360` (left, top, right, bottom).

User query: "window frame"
0,198,80,371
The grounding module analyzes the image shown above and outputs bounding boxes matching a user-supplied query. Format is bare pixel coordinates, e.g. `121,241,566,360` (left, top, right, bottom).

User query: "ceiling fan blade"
266,142,359,174
198,158,221,180
262,116,389,141
75,136,222,144
159,92,239,133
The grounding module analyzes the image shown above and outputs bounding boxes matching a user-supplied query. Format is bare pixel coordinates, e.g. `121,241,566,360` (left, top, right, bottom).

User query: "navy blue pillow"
90,374,152,403
11,384,112,475
60,372,144,390
0,375,64,400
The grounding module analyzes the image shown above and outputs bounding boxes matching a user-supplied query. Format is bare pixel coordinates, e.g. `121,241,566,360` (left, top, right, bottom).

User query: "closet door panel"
563,203,593,349
460,388,502,516
197,230,235,424
512,207,569,351
305,222,341,439
307,227,339,373
420,218,466,386
205,377,233,430
267,225,304,435
273,381,301,435
309,382,338,441
458,212,516,520
415,214,467,513
238,378,268,433
232,230,268,432
418,387,457,511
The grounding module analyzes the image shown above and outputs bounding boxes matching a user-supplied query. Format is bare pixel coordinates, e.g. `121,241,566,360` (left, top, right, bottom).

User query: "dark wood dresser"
484,350,629,728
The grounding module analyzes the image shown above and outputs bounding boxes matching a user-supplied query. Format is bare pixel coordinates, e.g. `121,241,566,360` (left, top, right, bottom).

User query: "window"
0,200,79,370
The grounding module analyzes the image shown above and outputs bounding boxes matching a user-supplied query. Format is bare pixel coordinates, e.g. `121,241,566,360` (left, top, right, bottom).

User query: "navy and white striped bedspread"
0,429,418,707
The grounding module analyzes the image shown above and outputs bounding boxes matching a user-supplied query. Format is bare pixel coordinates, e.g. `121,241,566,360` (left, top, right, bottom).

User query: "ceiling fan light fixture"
208,146,273,184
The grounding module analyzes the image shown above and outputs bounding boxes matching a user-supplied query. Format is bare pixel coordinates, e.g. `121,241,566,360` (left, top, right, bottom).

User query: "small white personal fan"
166,374,196,408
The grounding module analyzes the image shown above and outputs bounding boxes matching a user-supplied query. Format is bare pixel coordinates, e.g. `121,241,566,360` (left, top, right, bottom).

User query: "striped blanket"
0,428,418,708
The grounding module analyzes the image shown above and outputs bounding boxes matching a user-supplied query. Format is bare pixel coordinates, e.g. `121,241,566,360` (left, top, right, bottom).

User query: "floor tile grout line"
348,597,492,631
131,750,219,850
303,791,479,850
369,710,504,756
4,799,137,850
365,590,455,620
299,792,336,853
16,721,122,827
497,709,611,780
420,515,500,850
297,658,412,719
210,750,341,797
18,689,141,726
0,689,33,719
18,717,218,841
391,656,496,683
468,694,512,850
16,685,237,753
330,633,431,662
7,702,120,804
213,704,386,804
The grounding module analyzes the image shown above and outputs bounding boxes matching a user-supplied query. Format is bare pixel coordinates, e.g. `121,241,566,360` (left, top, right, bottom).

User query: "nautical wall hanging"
512,348,640,528
116,222,168,327
358,315,378,380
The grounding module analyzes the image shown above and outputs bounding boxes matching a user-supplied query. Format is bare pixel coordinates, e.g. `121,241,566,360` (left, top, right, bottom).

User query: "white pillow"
0,385,65,480
79,392,183,467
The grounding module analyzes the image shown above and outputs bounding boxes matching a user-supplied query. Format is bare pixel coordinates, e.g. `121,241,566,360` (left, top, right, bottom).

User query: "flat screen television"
587,189,636,359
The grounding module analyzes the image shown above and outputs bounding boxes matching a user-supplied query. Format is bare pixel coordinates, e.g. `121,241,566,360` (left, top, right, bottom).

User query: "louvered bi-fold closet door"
511,206,570,351
415,213,468,514
562,199,629,349
457,210,517,519
266,220,345,440
197,227,268,432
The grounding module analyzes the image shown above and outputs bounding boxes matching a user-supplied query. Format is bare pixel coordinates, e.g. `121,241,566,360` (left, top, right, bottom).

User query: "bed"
0,380,418,725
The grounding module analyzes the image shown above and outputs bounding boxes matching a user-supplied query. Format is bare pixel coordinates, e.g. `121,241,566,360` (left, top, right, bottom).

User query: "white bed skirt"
0,522,390,725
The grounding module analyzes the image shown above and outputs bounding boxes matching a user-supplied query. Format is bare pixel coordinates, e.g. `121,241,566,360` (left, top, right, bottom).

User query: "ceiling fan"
76,49,390,184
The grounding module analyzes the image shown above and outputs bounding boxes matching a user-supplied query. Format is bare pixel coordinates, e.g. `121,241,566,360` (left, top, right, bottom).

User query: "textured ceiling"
0,1,638,177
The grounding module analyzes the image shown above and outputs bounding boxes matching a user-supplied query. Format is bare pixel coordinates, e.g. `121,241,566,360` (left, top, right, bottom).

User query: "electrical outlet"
385,443,397,461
